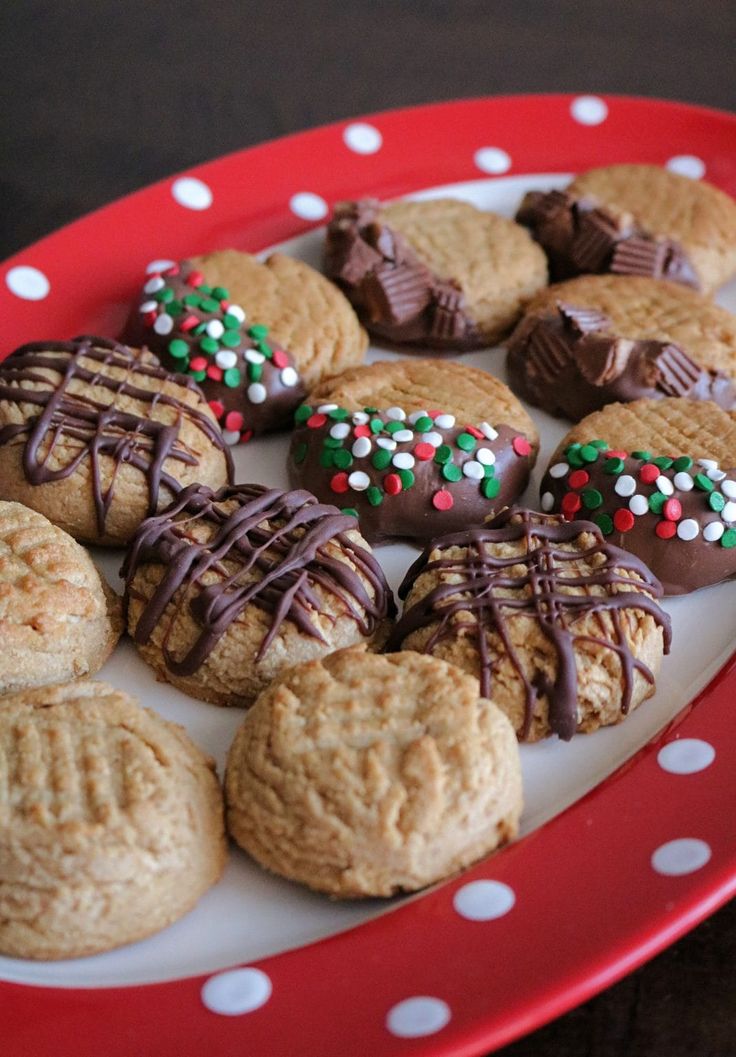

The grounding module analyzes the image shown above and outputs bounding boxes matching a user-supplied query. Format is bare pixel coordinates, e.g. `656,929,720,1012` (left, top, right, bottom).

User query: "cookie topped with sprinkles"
541,397,736,593
288,359,538,543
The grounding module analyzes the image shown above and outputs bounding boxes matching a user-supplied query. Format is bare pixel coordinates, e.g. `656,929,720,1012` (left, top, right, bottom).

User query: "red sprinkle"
306,413,327,429
663,498,682,522
187,270,205,287
206,366,223,381
607,449,628,459
272,349,289,368
384,473,402,496
414,442,435,461
432,489,454,511
141,311,157,327
512,436,532,457
163,264,180,276
225,411,244,432
353,424,371,438
639,463,659,484
180,314,199,332
330,472,349,494
465,425,484,439
240,429,254,444
568,469,590,490
190,356,207,372
427,409,443,417
208,400,225,418
656,520,677,539
220,299,229,311
614,508,635,532
561,492,582,516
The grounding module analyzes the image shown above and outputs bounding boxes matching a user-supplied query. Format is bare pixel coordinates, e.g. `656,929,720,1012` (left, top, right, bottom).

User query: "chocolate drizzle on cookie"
325,199,481,348
506,301,735,419
0,337,232,536
387,509,671,741
122,483,395,676
516,190,700,289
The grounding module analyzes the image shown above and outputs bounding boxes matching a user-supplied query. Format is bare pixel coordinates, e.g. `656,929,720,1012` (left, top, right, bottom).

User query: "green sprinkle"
603,456,625,475
294,442,308,464
200,297,220,313
456,432,476,452
329,407,349,421
341,507,359,519
565,443,582,455
248,362,263,382
721,528,736,548
333,449,353,470
580,444,600,464
372,449,392,470
190,369,206,382
193,322,208,336
257,341,272,357
168,300,183,317
482,477,501,499
295,404,311,425
694,473,715,492
594,513,614,535
183,294,200,306
398,469,415,490
434,445,453,465
319,449,333,468
223,313,241,330
709,492,726,512
153,287,174,303
414,415,433,433
370,418,384,435
211,285,229,300
632,450,651,461
223,368,241,388
248,324,269,340
385,421,405,435
590,439,609,450
323,436,342,450
200,336,219,355
168,338,189,359
652,456,674,470
364,406,378,415
582,488,603,510
567,448,585,469
366,486,383,507
673,455,693,472
197,283,212,295
648,492,666,514
443,463,463,483
221,330,241,348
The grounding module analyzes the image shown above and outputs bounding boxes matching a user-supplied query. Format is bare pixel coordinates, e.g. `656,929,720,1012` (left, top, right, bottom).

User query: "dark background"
1,2,734,1054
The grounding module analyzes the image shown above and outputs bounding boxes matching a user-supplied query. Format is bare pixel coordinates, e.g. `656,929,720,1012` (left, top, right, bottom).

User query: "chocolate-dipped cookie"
516,165,736,294
387,508,671,742
325,198,547,349
0,337,232,545
122,483,395,707
540,398,736,594
288,360,538,543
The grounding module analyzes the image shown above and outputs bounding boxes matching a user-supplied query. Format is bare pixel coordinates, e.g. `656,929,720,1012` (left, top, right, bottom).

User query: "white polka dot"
5,265,50,301
201,968,272,1016
453,879,516,921
651,838,711,876
289,192,328,221
386,996,451,1038
146,258,176,274
570,95,608,126
343,122,383,155
474,147,512,175
171,176,213,211
658,738,715,775
666,155,706,180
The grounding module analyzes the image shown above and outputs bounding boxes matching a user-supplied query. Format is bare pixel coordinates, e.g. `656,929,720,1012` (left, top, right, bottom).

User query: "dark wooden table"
1,3,734,1054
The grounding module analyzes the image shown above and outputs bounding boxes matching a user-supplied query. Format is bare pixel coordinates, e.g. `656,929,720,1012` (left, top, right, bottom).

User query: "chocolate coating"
324,199,481,348
516,189,700,289
507,301,736,419
288,404,535,544
541,444,736,595
387,509,671,741
122,483,395,676
124,260,306,442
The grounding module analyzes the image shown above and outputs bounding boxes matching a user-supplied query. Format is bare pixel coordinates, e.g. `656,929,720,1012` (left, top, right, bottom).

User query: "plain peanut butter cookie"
225,647,522,898
0,680,226,960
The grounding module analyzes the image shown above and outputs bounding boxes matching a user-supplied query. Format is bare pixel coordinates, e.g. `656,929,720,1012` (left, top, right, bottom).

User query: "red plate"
2,94,736,1057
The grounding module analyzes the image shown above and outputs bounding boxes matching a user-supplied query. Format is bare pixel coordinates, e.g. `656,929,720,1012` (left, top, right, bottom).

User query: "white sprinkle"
435,413,456,429
393,429,414,443
615,474,636,497
721,479,736,499
548,462,569,479
352,411,369,425
476,447,496,466
222,429,241,446
421,431,442,448
139,299,158,314
721,501,736,523
352,436,372,458
330,422,350,440
629,494,649,516
462,461,484,480
143,275,165,294
708,467,727,482
407,409,428,424
245,349,265,364
656,475,674,496
376,436,397,451
479,422,498,441
204,320,223,340
393,452,415,470
674,471,694,491
215,350,238,369
541,491,555,511
348,471,370,491
153,313,174,335
145,259,175,275
247,383,267,404
704,521,724,542
697,458,718,470
677,518,700,541
280,367,299,387
386,406,406,421
227,304,246,323
317,403,338,413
